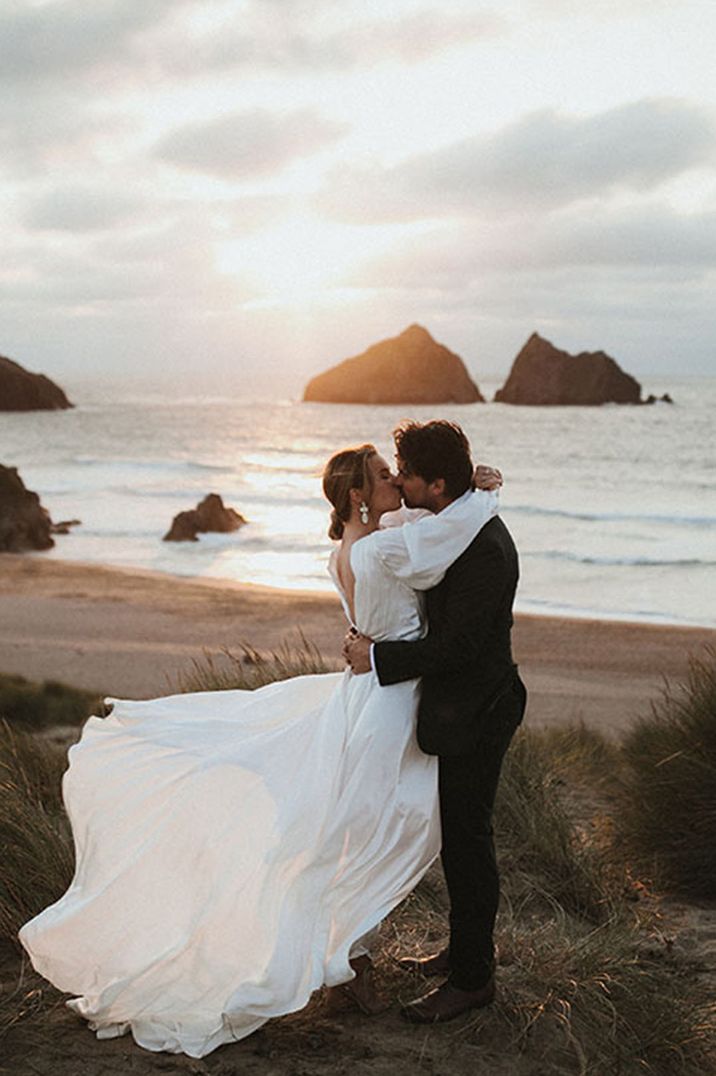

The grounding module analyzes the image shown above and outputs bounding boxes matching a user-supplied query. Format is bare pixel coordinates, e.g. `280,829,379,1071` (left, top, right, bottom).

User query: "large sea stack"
0,465,54,552
303,324,484,404
0,354,73,411
495,333,642,406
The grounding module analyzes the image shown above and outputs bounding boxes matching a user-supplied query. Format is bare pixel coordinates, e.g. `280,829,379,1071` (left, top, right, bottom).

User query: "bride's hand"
474,464,503,491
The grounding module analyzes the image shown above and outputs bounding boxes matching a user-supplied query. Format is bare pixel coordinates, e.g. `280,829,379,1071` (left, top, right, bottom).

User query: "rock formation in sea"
163,494,247,542
494,333,642,406
0,354,73,411
0,465,55,552
303,324,484,404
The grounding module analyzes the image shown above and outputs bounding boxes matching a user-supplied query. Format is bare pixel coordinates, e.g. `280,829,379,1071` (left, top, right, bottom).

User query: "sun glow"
216,214,389,305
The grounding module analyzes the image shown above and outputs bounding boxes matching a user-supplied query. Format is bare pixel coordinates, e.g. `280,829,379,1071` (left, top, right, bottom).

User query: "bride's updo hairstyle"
322,444,377,540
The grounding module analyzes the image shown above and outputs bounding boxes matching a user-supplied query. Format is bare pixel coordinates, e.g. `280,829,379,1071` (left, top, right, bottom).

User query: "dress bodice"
329,540,425,643
327,490,500,643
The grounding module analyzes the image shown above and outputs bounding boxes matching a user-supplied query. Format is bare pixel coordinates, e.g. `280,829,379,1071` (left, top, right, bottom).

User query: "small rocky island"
0,354,73,411
0,466,55,552
303,324,484,404
495,334,644,406
163,494,247,542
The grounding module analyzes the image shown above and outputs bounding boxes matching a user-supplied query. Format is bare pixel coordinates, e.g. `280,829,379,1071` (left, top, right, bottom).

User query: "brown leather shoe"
401,977,496,1024
398,947,450,978
324,955,390,1016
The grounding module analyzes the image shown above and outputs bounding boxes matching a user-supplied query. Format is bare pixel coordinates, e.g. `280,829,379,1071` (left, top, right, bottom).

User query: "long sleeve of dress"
369,490,499,591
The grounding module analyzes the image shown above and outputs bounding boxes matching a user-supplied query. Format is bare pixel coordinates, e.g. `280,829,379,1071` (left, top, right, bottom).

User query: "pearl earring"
359,501,369,525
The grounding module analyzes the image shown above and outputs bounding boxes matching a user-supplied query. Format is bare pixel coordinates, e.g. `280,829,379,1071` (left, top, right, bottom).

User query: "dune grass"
618,647,716,898
0,673,100,731
484,725,712,1075
0,722,74,946
383,723,714,1075
495,729,616,924
176,630,341,694
464,906,713,1076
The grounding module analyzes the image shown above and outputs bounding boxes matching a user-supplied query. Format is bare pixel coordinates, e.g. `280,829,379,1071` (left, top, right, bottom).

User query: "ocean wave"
525,550,715,567
190,534,322,554
505,504,715,528
64,528,161,539
112,488,327,510
70,456,234,474
113,487,203,499
516,596,716,629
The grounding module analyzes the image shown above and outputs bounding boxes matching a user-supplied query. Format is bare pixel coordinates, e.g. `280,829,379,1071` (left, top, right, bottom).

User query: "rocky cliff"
0,466,55,551
303,325,484,404
0,354,73,411
495,334,642,406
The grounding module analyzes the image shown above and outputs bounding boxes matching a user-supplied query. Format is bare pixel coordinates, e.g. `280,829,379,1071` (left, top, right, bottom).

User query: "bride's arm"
370,488,500,591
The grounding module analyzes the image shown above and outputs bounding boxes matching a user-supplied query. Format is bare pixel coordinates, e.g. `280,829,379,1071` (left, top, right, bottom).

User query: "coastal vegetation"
176,631,339,692
618,647,716,899
1,644,714,1074
0,673,100,731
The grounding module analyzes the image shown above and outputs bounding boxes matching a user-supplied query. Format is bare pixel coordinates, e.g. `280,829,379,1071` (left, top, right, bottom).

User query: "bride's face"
366,454,401,517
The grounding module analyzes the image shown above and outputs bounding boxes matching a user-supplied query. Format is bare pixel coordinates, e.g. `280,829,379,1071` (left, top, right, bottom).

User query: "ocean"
2,377,714,628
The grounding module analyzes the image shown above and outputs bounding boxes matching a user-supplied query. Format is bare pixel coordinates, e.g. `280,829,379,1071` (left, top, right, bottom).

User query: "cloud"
22,184,149,233
526,0,674,17
344,203,716,296
154,108,347,180
319,99,716,222
2,215,257,312
0,89,134,176
165,7,507,77
0,0,185,84
522,205,716,271
0,0,505,89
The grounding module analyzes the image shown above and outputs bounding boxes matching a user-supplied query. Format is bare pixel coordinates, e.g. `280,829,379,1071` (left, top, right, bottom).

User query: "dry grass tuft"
464,909,715,1076
0,723,74,947
176,630,341,694
619,647,716,898
496,729,616,924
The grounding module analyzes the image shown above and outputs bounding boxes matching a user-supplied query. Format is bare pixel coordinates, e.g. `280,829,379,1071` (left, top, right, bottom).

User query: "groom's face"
395,456,442,512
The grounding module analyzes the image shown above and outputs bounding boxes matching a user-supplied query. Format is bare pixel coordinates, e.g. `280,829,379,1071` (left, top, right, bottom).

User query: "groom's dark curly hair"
393,420,474,499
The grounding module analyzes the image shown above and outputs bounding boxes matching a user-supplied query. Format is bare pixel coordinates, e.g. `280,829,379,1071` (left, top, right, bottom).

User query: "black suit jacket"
373,515,523,756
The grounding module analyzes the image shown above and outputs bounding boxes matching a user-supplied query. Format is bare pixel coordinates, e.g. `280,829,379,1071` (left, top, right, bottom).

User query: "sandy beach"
2,554,714,736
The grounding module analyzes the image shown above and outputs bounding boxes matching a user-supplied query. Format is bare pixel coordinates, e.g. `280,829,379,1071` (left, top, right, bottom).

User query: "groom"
344,419,526,1023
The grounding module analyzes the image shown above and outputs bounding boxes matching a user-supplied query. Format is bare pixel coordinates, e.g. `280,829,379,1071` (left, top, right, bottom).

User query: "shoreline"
31,549,716,631
2,554,715,736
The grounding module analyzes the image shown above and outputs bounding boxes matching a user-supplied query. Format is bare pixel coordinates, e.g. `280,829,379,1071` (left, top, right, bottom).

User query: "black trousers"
438,676,526,991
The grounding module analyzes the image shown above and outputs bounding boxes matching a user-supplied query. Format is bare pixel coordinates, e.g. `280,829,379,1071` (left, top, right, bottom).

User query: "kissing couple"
20,419,527,1058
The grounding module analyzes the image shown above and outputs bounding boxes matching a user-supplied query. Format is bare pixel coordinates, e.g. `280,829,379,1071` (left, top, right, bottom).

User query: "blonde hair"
322,444,377,540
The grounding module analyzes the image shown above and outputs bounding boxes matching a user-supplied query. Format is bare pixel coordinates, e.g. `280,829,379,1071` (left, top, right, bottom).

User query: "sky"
2,0,715,397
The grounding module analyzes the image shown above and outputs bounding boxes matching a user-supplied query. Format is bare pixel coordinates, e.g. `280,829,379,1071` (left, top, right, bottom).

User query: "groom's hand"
343,631,374,674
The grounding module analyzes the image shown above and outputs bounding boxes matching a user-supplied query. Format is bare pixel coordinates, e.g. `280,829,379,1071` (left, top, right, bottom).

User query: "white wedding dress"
19,491,498,1058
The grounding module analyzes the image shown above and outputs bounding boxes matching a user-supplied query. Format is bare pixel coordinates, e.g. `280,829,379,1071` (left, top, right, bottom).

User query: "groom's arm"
372,542,507,686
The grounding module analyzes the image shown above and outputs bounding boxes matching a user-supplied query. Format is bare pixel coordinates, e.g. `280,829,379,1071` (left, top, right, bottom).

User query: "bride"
19,442,500,1058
